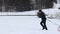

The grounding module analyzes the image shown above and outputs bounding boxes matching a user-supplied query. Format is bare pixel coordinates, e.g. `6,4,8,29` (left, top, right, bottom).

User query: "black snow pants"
40,18,48,30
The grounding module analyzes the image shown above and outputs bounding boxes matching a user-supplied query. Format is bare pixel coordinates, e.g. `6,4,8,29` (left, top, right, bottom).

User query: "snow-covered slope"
0,16,60,34
0,2,60,34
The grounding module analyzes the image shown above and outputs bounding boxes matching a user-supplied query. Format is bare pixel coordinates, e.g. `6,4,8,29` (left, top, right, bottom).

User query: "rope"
47,18,60,31
47,18,60,26
47,19,59,26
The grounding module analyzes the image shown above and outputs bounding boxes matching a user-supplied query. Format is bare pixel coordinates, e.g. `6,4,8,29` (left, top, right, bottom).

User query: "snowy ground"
0,16,60,34
0,3,60,34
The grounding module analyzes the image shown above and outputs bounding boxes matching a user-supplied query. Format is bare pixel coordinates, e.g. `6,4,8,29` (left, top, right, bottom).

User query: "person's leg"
44,20,48,30
40,21,45,30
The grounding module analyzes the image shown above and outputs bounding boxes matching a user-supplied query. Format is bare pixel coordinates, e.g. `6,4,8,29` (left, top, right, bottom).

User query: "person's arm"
41,11,48,16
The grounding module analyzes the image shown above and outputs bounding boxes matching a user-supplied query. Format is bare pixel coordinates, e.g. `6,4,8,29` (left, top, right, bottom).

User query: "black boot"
43,26,48,30
45,26,48,30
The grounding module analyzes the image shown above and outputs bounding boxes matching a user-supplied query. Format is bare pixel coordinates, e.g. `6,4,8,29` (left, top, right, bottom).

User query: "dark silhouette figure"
37,9,48,30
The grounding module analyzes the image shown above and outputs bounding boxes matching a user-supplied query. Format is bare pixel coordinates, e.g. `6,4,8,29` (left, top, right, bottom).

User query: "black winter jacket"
37,10,46,19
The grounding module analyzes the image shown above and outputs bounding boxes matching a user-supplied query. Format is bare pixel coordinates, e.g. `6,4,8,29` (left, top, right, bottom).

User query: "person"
37,9,48,30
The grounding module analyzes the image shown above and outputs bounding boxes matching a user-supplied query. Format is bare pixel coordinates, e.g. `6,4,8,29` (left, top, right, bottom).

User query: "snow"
0,16,60,34
0,8,60,34
0,9,60,34
0,3,60,34
0,10,38,15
